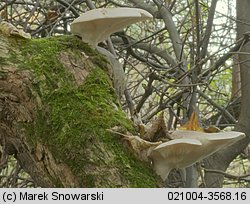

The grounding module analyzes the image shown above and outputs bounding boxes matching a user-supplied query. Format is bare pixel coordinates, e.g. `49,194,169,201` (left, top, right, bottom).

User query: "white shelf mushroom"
70,8,153,98
149,130,245,181
70,7,153,47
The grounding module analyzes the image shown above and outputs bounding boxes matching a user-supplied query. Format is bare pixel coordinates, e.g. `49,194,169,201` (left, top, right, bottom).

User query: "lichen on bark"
0,34,162,187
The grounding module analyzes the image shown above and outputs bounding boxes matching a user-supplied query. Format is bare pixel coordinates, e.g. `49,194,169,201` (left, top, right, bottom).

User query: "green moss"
0,57,7,65
0,70,8,79
15,36,160,187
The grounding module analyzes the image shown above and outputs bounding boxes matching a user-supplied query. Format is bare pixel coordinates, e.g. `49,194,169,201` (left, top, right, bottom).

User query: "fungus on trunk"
149,130,245,180
70,7,153,47
70,7,153,99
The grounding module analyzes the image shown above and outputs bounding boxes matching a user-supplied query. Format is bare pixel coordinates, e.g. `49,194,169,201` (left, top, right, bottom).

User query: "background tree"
1,0,250,187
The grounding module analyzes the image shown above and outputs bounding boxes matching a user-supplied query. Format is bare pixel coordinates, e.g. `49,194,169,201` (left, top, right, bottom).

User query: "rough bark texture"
232,55,241,99
203,1,250,187
0,34,163,187
235,1,250,137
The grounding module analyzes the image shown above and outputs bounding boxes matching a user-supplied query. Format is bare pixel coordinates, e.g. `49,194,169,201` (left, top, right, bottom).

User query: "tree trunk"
203,0,250,187
232,54,241,99
235,1,250,136
0,34,162,187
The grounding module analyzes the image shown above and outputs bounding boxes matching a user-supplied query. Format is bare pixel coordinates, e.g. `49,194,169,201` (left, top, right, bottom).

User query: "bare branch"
200,0,218,59
197,89,237,124
204,169,250,181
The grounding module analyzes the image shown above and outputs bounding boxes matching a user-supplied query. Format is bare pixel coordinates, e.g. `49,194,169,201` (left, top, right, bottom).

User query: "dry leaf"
47,10,60,22
142,112,172,141
179,112,204,132
204,126,220,133
0,21,31,39
107,128,161,161
179,112,221,133
123,135,162,161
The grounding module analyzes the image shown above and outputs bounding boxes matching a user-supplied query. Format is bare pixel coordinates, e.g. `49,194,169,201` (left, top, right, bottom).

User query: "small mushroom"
149,130,245,180
70,7,153,46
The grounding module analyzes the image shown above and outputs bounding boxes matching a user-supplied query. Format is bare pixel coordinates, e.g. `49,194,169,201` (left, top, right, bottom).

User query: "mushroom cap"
150,138,202,180
70,7,153,46
171,130,245,145
149,130,245,180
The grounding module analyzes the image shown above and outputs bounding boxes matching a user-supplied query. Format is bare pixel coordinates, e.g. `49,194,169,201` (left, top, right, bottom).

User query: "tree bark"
203,0,250,187
235,1,250,136
0,34,162,187
232,55,241,99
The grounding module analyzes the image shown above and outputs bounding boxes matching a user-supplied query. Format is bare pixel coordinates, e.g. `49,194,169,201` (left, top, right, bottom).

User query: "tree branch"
197,89,237,124
199,33,250,80
204,169,250,181
200,0,218,59
128,0,159,16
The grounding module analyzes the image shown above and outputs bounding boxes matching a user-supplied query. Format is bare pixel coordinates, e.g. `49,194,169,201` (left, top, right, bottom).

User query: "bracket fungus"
149,130,245,180
70,7,153,47
109,117,245,181
70,7,153,98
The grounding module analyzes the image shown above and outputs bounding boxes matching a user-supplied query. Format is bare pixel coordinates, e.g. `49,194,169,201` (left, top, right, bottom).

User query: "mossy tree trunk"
0,34,162,187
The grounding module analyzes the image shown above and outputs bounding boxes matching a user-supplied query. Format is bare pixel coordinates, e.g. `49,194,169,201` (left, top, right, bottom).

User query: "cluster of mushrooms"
70,8,245,181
